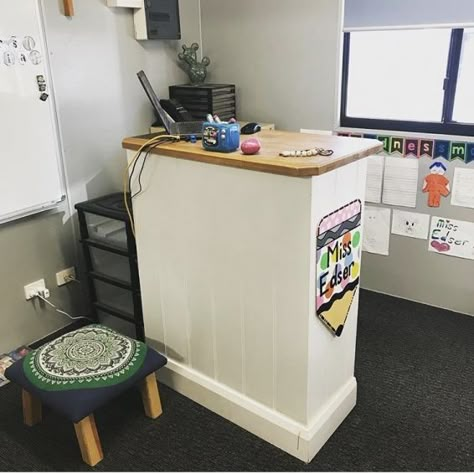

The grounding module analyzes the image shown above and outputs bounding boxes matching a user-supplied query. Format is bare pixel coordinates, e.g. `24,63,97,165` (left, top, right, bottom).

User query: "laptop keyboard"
173,121,203,135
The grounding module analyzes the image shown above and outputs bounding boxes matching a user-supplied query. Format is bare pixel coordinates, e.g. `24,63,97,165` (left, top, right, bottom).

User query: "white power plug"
37,288,50,299
56,266,76,286
24,279,49,300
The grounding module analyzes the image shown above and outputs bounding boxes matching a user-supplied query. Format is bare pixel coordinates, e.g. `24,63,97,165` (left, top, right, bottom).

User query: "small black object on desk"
241,122,261,135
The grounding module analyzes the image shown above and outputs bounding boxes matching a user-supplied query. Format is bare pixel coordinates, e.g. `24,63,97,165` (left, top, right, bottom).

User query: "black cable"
130,148,150,199
134,139,173,198
132,148,151,198
130,138,177,199
128,149,145,198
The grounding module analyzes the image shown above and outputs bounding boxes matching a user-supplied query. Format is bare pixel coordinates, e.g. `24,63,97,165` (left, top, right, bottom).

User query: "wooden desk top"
122,130,382,177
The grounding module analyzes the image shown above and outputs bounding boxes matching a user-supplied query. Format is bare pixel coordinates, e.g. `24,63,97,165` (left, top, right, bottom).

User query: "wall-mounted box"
106,0,143,8
134,0,181,40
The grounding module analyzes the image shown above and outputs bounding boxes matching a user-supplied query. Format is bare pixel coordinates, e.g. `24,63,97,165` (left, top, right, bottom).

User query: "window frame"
340,28,474,137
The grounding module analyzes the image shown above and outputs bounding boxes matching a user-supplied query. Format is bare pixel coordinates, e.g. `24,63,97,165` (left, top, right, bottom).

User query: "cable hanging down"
35,293,94,322
123,134,180,236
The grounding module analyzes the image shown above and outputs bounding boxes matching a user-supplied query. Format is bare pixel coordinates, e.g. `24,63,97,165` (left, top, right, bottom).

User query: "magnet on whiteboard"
18,53,27,65
39,93,49,101
4,51,15,66
29,50,42,65
23,36,36,51
7,37,18,49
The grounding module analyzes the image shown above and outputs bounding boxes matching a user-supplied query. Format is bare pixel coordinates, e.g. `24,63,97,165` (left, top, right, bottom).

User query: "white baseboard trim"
157,358,357,463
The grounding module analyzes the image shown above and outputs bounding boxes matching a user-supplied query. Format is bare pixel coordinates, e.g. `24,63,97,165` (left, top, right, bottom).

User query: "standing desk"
122,130,382,462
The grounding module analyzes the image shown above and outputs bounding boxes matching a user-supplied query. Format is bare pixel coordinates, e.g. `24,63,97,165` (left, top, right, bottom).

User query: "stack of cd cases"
169,83,236,121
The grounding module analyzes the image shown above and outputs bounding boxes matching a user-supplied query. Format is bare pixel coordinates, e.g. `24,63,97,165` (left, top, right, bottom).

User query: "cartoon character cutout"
422,162,450,207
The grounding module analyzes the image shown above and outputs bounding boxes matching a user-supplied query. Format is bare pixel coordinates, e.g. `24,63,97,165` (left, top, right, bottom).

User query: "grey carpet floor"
0,290,473,471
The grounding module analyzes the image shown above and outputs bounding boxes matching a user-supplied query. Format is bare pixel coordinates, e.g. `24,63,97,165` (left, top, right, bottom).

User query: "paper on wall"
428,217,474,260
382,157,418,208
365,155,384,203
363,206,391,255
451,168,474,209
391,210,430,240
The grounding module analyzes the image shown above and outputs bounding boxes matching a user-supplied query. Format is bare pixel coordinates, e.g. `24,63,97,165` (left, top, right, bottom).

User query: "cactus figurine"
178,43,210,85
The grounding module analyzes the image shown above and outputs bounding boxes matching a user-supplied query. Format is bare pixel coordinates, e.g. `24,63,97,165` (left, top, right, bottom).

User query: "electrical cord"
130,146,155,200
64,275,81,284
131,151,148,199
123,135,180,236
129,149,149,199
35,293,94,322
131,138,175,200
126,136,179,205
128,144,154,200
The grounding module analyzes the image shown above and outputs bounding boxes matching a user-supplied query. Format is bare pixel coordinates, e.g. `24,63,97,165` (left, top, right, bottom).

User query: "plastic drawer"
84,213,128,249
96,310,138,339
89,247,132,285
94,280,135,318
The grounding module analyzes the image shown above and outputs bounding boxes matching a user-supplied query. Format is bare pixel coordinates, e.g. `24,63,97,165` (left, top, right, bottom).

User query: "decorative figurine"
178,43,210,85
422,161,450,207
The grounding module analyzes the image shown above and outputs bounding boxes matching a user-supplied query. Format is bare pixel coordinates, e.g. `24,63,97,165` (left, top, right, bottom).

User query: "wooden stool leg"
74,414,104,467
22,389,42,426
140,373,162,419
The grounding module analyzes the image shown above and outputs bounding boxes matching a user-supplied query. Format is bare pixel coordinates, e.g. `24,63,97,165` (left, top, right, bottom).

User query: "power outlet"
24,279,49,300
56,266,76,286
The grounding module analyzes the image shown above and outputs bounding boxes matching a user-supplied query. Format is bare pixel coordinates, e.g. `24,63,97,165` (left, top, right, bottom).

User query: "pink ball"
241,138,261,155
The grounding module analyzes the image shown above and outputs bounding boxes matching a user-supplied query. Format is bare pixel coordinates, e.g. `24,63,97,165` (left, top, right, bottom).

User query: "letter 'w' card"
316,200,362,337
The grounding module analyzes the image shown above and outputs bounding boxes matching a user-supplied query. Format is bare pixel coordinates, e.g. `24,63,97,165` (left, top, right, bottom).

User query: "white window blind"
344,0,474,31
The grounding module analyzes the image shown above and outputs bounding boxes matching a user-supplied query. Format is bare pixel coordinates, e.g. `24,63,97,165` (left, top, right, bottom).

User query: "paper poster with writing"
428,217,474,260
316,200,361,337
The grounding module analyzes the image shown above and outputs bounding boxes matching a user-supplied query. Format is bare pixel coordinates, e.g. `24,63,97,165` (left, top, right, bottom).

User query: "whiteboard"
0,0,64,224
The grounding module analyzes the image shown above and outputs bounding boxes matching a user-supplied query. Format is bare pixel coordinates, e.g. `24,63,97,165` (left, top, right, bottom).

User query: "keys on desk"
279,148,334,158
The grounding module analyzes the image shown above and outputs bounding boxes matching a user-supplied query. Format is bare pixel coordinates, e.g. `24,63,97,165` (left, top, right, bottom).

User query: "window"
453,28,474,123
340,28,474,136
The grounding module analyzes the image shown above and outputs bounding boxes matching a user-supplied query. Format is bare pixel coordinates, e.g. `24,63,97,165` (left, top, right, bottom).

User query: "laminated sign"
316,200,361,336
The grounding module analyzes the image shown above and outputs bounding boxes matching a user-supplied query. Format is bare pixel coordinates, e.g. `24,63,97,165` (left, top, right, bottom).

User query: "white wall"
0,0,201,352
43,0,202,204
199,0,474,317
200,0,343,132
0,212,79,352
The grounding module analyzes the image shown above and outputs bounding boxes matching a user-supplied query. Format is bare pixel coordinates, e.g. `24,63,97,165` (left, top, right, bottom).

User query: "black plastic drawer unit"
75,193,144,341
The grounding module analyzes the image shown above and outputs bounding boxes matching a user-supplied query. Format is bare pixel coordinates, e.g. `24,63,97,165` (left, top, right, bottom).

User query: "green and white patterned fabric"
23,325,147,391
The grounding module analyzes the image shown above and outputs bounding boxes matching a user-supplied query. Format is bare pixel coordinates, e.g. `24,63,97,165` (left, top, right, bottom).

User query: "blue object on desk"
202,122,240,153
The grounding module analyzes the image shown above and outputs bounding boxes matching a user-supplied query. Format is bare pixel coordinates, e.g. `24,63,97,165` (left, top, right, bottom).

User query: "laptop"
137,70,203,138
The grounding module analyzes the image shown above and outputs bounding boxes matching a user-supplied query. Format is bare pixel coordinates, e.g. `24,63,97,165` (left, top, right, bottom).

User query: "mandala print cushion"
23,325,147,391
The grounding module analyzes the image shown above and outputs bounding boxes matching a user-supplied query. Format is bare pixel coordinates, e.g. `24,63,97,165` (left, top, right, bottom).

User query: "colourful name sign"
316,200,361,336
429,217,474,260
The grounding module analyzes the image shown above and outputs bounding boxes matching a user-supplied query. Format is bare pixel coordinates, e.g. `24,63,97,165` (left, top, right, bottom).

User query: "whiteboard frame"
0,0,68,225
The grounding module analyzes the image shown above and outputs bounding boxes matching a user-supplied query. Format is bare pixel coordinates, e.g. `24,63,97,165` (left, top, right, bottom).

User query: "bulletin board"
337,129,474,315
0,0,64,225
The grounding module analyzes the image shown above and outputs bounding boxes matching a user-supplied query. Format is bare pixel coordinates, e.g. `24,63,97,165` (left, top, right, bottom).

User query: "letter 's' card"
316,200,362,336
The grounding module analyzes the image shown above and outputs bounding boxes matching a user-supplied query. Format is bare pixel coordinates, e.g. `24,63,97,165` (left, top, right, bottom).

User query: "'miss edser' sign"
316,200,362,337
429,217,474,260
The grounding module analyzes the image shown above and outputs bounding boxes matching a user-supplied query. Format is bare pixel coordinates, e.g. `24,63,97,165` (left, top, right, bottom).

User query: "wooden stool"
5,325,167,466
21,373,162,466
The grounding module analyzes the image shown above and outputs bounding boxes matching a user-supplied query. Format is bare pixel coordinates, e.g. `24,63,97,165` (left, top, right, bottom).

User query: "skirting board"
157,359,357,463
